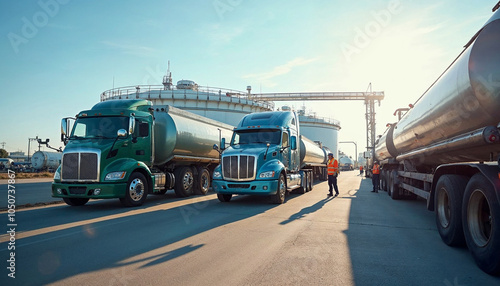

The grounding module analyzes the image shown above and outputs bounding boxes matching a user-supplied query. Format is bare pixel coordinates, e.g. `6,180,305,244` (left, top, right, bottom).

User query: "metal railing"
100,85,275,110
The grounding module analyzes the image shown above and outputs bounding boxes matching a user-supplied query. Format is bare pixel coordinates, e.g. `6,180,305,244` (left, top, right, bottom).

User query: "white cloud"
101,41,157,57
243,57,318,86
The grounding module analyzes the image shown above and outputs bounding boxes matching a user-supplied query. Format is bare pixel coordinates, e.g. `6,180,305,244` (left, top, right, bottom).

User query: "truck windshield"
231,129,281,145
70,116,129,139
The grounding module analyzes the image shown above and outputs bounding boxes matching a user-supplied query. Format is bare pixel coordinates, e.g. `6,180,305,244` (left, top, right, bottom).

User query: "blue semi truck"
212,110,333,203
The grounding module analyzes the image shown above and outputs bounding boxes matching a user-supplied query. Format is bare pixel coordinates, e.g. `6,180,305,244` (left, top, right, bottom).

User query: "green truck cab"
52,99,233,207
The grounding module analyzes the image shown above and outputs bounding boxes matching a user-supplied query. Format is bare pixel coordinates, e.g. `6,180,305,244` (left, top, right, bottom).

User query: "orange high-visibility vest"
373,164,380,174
327,158,339,175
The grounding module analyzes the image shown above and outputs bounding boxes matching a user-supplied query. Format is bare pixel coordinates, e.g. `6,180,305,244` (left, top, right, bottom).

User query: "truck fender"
104,158,153,193
260,159,286,176
429,163,500,211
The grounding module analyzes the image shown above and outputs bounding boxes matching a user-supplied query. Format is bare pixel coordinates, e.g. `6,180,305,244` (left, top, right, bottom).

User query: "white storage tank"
31,151,62,170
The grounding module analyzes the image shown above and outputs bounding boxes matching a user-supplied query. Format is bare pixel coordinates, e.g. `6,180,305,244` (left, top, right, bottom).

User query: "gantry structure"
249,90,384,156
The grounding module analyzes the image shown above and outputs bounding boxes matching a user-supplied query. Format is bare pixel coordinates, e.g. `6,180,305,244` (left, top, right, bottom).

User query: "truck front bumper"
212,179,278,195
52,182,127,199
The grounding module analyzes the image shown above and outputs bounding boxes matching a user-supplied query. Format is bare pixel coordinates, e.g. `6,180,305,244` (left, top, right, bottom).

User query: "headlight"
259,171,275,178
213,170,222,179
53,170,61,180
105,171,126,181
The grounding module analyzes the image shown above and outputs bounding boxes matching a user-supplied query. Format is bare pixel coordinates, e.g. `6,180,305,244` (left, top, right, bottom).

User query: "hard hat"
328,153,333,156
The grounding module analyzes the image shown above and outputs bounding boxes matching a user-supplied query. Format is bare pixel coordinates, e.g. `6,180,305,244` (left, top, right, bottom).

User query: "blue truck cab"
212,110,309,203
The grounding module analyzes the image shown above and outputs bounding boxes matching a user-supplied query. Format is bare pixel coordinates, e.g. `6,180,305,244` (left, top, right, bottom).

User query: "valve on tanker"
483,126,500,143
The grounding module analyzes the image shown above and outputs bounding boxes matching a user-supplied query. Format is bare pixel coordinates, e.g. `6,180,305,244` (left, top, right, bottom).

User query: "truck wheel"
381,171,388,192
462,174,500,275
63,198,89,206
120,172,148,207
387,173,392,196
308,171,313,191
390,171,401,200
271,173,286,204
195,167,211,195
435,175,467,246
174,167,194,197
217,194,232,202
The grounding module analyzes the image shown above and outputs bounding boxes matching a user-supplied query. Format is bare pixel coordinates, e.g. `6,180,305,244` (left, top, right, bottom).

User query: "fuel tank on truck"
382,9,500,165
374,124,397,162
299,136,329,166
31,151,62,170
152,106,234,166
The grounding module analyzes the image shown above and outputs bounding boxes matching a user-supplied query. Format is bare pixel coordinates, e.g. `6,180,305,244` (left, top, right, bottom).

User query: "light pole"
27,136,38,162
339,141,357,166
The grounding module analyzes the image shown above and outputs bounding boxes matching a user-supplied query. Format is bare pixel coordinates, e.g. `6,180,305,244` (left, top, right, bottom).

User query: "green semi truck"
52,99,233,207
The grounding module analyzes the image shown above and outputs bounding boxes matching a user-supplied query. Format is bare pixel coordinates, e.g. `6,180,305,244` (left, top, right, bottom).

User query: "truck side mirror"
129,116,136,134
221,138,226,150
290,136,297,150
61,118,74,145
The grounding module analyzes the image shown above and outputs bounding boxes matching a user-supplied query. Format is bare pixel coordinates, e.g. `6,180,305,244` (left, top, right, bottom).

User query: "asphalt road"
0,171,499,285
0,178,60,209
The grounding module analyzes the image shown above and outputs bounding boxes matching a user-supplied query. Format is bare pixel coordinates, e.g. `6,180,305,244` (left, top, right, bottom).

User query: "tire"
390,171,402,200
120,172,148,207
308,171,313,191
462,174,500,275
195,167,211,195
381,171,388,192
435,175,468,246
174,166,194,197
63,197,89,206
387,173,392,197
298,172,307,194
271,173,286,204
217,193,232,202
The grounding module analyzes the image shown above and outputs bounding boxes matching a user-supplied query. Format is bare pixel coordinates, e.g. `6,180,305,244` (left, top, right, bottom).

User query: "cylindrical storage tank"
31,151,62,170
298,115,340,158
152,106,234,166
100,85,274,128
389,10,500,165
300,136,328,166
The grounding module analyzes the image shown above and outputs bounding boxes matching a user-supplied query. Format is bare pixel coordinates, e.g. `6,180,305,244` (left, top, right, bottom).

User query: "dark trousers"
372,174,380,192
328,174,339,194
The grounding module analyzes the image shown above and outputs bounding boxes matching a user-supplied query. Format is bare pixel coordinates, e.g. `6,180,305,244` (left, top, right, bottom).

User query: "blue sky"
0,0,497,159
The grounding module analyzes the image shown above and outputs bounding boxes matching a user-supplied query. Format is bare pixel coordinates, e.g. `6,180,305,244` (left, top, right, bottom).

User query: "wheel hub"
129,178,145,201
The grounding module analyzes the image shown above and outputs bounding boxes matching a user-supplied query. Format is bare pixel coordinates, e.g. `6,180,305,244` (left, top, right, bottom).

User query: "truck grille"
62,151,99,182
222,155,256,181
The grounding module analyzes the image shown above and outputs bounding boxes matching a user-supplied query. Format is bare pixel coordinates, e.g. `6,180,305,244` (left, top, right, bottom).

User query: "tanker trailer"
52,99,233,207
374,7,500,275
339,156,354,171
300,135,331,182
212,110,330,203
31,151,62,171
300,138,331,181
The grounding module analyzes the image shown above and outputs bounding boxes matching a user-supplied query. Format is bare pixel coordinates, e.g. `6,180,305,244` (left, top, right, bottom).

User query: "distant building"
9,151,28,162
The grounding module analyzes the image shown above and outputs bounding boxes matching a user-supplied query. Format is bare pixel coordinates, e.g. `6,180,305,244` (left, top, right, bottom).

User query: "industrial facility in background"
373,4,500,276
100,66,343,159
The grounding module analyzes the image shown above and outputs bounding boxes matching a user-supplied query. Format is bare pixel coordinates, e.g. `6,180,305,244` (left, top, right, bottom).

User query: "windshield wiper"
69,135,85,140
87,135,113,139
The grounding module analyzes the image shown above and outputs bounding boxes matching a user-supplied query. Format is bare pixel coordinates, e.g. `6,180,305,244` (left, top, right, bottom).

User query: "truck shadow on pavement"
0,189,307,285
343,178,500,284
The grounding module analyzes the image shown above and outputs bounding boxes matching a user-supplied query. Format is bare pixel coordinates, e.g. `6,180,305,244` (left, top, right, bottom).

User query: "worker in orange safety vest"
327,153,339,196
371,161,380,193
